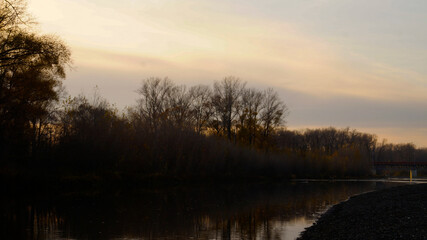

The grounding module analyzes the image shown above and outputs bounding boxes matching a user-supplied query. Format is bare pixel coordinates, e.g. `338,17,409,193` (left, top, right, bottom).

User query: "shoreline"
298,183,427,240
2,172,424,193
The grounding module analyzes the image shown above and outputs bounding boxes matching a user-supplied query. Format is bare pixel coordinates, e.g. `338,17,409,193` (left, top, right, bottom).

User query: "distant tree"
188,85,212,134
134,77,174,132
57,93,129,172
415,148,427,162
237,88,264,146
0,0,71,160
395,143,416,162
168,85,192,129
211,76,246,140
260,88,288,143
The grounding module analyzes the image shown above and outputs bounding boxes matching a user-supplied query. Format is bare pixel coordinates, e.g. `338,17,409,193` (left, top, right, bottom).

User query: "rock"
298,183,427,240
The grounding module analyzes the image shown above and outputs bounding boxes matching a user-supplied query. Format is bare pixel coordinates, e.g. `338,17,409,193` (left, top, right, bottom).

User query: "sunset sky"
28,0,427,147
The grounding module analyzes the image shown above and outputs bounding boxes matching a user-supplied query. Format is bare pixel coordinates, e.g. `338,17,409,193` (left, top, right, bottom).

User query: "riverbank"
0,169,380,194
298,183,427,240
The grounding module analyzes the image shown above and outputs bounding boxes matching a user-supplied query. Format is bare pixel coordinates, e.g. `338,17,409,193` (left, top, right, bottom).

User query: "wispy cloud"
28,0,427,146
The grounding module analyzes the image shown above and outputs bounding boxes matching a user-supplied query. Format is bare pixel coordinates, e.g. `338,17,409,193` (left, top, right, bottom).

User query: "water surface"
0,181,411,240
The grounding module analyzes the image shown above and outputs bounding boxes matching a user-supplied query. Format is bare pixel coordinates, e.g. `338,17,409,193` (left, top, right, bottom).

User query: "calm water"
0,180,410,240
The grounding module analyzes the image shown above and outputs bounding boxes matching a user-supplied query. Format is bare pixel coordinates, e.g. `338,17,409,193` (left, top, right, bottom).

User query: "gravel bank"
298,183,427,240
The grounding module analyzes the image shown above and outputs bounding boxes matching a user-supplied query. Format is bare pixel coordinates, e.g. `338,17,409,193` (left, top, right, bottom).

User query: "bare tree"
0,0,30,32
211,76,246,140
189,85,212,134
135,77,174,132
260,88,288,139
238,88,264,146
168,85,192,128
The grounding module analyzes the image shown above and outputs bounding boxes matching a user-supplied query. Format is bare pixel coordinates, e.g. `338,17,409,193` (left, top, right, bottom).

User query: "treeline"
375,141,426,163
28,77,290,179
1,0,426,181
3,75,425,179
275,128,426,177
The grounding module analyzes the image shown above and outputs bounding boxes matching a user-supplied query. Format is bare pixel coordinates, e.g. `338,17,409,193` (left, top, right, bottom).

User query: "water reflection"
0,181,406,240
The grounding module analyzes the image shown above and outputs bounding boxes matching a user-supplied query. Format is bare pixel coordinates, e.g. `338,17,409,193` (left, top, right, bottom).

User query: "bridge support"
410,169,417,182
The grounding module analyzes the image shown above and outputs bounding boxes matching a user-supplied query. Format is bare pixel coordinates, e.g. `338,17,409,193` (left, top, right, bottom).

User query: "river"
0,180,418,240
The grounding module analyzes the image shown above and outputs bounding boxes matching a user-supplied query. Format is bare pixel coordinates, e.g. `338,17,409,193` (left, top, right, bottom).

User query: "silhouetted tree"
134,77,174,132
0,0,71,162
211,76,246,140
188,85,212,134
237,88,264,146
259,88,287,150
57,94,129,172
168,85,192,129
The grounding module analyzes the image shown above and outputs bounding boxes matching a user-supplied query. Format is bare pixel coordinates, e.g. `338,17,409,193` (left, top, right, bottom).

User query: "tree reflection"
0,181,404,240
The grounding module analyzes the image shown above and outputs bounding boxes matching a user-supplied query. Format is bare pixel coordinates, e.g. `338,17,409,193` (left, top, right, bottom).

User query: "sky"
27,0,427,147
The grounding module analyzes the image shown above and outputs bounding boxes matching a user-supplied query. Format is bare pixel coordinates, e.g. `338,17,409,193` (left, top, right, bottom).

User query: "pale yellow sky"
27,0,427,147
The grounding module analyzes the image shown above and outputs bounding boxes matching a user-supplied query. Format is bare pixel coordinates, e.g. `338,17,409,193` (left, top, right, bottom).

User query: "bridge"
373,161,427,181
373,162,427,167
